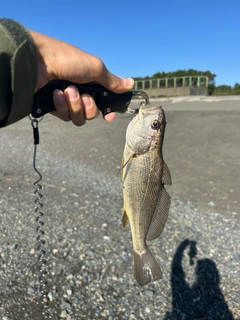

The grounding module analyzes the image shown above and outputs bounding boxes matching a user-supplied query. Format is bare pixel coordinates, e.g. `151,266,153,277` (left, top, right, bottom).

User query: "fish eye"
151,119,161,130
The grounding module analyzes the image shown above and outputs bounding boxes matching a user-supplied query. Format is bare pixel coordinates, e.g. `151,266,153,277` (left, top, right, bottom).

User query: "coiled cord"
30,117,49,319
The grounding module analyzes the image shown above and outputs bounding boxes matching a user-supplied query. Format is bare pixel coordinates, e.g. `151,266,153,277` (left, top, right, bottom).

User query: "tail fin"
134,247,162,286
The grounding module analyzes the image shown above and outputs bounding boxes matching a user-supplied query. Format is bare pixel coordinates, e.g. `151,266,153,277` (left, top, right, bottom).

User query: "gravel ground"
0,98,239,320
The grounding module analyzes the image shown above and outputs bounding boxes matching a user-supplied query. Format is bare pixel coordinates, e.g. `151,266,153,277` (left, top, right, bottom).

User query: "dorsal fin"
146,187,171,241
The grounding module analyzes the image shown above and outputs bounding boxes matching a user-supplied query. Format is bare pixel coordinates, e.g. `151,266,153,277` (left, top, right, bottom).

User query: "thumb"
94,65,134,93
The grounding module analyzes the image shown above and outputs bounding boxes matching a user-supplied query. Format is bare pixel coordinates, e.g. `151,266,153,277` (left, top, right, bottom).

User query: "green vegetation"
133,70,239,95
133,69,215,83
212,83,240,95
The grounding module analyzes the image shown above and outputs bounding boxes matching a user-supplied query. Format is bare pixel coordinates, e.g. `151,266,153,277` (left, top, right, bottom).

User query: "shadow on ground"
164,239,234,320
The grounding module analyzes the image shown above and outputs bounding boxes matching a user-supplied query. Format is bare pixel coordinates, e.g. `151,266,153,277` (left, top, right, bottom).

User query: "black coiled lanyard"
29,116,49,319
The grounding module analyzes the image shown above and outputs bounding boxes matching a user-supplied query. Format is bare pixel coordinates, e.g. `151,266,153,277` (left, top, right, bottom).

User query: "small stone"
10,243,18,250
61,300,71,309
145,307,150,313
74,298,79,304
66,274,73,280
208,201,215,206
86,250,94,257
146,290,153,298
67,289,72,296
27,286,35,294
60,310,67,318
48,292,53,301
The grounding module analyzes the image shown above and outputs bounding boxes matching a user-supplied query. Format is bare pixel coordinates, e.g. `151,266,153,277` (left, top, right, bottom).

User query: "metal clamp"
131,90,150,105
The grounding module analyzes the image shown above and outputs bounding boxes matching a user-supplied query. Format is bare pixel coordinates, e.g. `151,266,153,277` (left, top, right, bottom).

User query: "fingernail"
53,89,64,102
66,86,79,100
122,77,134,88
82,95,92,110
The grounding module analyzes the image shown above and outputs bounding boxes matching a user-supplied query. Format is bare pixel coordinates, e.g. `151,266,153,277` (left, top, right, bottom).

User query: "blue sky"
2,0,240,86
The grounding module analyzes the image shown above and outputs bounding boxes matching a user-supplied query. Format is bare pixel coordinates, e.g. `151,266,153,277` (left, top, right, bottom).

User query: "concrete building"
133,76,208,97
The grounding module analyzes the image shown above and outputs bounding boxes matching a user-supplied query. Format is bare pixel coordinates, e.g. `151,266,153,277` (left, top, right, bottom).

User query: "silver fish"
121,104,172,286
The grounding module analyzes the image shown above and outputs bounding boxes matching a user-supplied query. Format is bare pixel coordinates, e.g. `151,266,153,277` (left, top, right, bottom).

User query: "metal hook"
28,114,44,125
131,90,150,105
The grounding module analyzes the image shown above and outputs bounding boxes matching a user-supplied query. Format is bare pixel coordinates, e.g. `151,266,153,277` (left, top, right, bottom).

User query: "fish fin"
114,153,136,178
122,209,128,227
134,247,162,286
146,187,171,241
162,161,172,185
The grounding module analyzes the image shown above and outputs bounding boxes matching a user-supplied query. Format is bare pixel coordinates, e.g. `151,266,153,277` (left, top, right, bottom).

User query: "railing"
133,76,209,90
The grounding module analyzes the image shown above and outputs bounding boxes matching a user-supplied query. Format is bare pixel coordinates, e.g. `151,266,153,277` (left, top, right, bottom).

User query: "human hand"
188,240,197,265
29,30,134,126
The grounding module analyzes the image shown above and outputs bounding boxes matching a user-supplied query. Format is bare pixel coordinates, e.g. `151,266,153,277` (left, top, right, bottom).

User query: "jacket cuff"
0,19,37,126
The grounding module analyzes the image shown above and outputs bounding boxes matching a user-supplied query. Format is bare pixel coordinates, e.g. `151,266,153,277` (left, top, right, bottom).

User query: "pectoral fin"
146,187,171,241
122,209,128,227
162,161,172,185
114,152,136,178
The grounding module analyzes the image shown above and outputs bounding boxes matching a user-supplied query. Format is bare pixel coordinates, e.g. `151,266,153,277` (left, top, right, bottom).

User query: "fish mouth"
139,104,165,123
143,105,162,112
140,104,163,115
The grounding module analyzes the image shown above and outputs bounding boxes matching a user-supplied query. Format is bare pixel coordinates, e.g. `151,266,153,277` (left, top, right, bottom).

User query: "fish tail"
134,247,162,286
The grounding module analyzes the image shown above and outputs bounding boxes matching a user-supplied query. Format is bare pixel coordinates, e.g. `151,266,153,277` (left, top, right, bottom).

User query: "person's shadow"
164,239,234,320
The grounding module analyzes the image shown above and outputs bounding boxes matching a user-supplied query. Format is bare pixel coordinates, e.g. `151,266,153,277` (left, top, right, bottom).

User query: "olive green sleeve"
0,19,37,127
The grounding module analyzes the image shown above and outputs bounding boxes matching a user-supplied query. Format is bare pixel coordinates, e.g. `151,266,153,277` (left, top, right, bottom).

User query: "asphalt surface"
0,97,239,319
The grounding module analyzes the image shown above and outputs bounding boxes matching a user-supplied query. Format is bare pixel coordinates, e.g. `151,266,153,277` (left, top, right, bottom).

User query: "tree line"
133,70,240,95
210,83,240,95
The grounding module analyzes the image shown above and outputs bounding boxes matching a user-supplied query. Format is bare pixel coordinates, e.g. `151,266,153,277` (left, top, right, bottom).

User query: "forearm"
0,19,37,127
0,19,133,127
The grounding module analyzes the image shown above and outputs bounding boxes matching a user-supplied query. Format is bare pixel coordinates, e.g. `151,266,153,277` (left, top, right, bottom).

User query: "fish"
121,104,172,286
